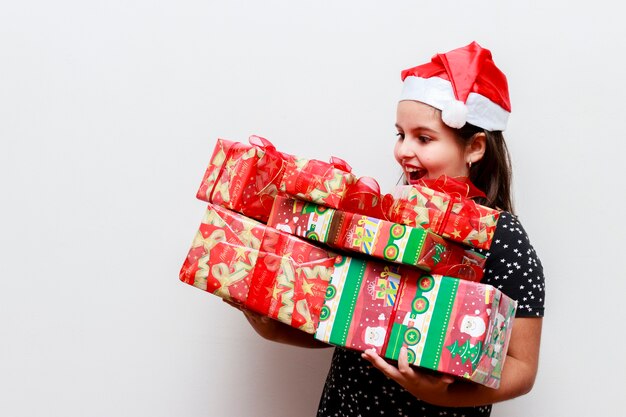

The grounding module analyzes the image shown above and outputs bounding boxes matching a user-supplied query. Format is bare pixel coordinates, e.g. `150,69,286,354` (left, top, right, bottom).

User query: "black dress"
316,212,546,417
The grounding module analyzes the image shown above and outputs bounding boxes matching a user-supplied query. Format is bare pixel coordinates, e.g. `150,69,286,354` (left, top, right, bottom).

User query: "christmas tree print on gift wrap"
446,339,483,370
385,275,516,388
314,253,516,387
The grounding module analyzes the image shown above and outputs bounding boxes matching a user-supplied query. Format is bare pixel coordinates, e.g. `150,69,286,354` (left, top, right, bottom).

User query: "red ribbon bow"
414,176,486,199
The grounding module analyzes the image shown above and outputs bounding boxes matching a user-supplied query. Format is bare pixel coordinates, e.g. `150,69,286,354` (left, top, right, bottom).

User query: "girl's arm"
362,317,542,407
225,300,330,349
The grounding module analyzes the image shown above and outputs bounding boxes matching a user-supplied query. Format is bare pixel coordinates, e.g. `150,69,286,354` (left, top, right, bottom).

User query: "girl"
240,42,545,417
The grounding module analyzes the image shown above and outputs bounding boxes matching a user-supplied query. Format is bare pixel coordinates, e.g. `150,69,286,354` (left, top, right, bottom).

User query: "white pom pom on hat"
399,41,511,132
441,99,468,129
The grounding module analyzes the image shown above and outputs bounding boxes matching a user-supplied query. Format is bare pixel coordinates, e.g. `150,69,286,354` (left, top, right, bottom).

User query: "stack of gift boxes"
180,136,516,389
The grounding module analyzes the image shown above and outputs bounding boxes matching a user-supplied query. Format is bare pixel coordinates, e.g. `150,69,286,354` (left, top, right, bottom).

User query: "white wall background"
1,1,624,416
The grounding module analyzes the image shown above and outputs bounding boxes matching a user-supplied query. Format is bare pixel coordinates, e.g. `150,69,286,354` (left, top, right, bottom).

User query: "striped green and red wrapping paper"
267,195,485,282
314,255,517,388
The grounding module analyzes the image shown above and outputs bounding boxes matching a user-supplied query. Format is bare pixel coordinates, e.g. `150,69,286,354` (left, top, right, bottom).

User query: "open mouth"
405,166,426,184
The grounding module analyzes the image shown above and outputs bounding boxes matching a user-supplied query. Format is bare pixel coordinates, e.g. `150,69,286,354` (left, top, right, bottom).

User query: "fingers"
366,346,455,387
397,346,417,377
221,299,271,323
361,349,402,380
440,374,455,384
242,309,270,323
222,298,243,310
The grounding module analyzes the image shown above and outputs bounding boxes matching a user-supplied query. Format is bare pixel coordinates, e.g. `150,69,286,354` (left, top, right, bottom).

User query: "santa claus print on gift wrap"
438,281,498,377
362,313,388,348
315,257,400,355
343,261,398,354
460,313,487,339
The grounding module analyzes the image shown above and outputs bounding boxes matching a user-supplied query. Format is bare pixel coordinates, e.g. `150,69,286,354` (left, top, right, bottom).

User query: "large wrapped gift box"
267,195,485,282
179,204,336,333
315,255,517,388
390,178,500,250
196,137,356,223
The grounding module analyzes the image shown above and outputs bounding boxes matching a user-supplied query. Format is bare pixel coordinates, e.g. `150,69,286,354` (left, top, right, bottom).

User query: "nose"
395,137,412,160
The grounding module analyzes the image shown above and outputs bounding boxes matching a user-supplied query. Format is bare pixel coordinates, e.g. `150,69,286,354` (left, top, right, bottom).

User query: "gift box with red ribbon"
195,136,499,250
389,177,500,250
315,255,517,388
195,138,286,223
179,204,337,333
267,195,485,282
196,136,357,222
280,154,357,210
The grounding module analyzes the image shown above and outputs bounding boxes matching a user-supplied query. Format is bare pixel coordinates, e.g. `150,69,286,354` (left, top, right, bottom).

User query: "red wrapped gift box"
315,255,517,388
196,137,356,222
195,137,497,250
267,195,485,282
279,154,357,210
390,177,500,250
180,204,337,333
195,138,285,223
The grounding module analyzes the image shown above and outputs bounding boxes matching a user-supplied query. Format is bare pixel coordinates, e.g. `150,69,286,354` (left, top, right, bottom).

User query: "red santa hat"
399,42,511,132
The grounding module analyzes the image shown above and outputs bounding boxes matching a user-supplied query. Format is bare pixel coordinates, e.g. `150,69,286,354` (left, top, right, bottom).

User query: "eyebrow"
395,123,439,135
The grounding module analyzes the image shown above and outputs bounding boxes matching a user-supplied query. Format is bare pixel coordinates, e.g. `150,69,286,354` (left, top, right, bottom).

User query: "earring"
467,160,472,169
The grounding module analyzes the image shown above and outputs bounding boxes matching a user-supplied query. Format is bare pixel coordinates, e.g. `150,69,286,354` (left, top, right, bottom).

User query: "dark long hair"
457,123,514,213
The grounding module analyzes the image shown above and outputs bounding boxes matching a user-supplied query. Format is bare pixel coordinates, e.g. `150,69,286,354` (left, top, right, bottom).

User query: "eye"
396,132,405,141
418,135,432,143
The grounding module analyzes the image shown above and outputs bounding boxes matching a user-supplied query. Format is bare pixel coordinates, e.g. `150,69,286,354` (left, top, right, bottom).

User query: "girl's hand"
222,298,243,311
361,346,454,403
222,298,327,348
362,318,543,407
222,299,270,323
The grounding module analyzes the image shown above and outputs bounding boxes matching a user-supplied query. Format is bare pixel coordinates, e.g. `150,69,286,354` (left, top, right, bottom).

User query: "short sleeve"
477,212,545,318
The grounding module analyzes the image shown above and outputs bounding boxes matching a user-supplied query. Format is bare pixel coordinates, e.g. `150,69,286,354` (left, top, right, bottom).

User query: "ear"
465,132,486,164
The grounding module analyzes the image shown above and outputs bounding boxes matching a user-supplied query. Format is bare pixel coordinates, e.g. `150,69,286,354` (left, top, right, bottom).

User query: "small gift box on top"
196,136,356,223
390,177,500,250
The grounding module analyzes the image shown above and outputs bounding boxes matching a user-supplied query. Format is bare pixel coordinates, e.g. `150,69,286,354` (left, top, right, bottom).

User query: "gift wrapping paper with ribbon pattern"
391,182,499,250
267,195,485,282
315,255,516,388
196,139,285,223
196,137,356,223
179,204,336,333
196,136,499,250
279,155,357,210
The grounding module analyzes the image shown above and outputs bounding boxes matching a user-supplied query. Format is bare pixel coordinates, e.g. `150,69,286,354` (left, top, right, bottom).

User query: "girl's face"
394,100,471,184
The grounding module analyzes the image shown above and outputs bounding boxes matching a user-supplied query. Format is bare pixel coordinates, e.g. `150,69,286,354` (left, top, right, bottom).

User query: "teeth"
405,166,420,173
